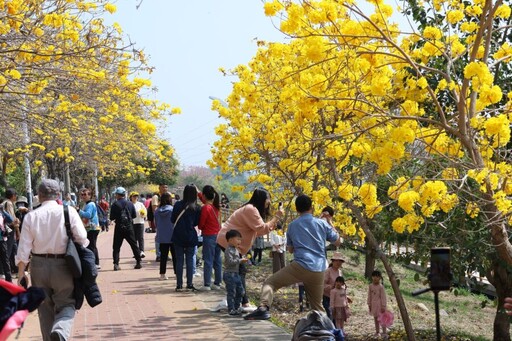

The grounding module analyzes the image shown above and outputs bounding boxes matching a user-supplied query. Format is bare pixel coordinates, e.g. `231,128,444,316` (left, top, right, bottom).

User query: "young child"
368,270,387,338
223,229,248,316
330,276,352,332
252,235,264,265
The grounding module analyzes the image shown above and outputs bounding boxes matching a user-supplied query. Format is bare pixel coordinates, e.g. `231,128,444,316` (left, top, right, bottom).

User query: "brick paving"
9,226,291,341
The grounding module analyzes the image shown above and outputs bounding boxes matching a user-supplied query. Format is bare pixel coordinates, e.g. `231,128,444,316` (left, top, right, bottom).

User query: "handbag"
64,206,82,279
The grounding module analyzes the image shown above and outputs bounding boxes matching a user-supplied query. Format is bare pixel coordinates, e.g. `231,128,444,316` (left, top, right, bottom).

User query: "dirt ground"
243,249,493,341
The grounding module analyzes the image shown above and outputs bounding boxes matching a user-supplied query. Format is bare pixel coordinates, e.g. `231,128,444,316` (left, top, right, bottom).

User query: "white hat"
331,252,346,262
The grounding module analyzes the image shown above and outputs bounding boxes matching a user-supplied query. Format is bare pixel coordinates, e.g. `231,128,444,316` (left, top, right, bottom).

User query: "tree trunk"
487,259,512,341
346,202,416,341
365,237,377,280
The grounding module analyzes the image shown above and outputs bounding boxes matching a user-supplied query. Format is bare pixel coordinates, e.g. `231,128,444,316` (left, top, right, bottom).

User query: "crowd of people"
5,180,512,341
0,182,412,340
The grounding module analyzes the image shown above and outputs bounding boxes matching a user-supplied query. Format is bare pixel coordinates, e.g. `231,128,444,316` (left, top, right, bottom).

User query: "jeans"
202,235,222,287
223,271,244,311
87,229,100,265
174,244,196,287
133,223,144,253
239,261,249,305
155,238,160,257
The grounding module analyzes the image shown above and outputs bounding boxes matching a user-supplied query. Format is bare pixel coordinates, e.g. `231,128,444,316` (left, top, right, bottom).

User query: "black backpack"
292,310,342,341
117,203,133,230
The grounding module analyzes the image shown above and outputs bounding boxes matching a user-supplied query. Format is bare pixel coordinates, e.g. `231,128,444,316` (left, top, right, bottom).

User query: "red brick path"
9,225,291,341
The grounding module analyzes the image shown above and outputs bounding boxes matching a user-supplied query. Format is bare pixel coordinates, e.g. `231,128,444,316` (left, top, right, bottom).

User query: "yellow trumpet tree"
0,0,177,187
211,0,512,339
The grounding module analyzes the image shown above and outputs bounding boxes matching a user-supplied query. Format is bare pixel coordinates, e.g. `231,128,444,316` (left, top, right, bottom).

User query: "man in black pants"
109,187,142,271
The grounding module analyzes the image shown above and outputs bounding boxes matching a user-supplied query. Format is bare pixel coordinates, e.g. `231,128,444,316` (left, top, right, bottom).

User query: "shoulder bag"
64,206,82,278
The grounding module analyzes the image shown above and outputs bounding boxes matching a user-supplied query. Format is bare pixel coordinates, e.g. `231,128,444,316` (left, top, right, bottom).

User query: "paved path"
10,226,291,341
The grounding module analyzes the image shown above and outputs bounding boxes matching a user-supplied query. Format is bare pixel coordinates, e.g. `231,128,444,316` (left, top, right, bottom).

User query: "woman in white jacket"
270,223,286,273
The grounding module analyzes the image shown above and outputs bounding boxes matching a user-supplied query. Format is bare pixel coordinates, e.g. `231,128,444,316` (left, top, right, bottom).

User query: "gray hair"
38,179,60,201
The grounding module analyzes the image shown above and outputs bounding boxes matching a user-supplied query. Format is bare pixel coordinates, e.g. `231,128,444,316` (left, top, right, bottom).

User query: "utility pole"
22,110,33,209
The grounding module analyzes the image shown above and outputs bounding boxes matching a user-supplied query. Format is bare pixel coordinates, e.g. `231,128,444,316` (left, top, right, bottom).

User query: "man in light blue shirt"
245,194,341,320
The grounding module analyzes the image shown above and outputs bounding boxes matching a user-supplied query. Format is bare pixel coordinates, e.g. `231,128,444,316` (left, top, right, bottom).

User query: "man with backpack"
109,187,142,271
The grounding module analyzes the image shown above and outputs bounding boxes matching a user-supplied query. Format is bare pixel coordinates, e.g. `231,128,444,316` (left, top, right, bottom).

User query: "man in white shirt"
16,179,89,341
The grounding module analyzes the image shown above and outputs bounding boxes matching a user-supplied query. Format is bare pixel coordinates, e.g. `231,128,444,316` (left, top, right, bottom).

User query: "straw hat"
331,252,346,262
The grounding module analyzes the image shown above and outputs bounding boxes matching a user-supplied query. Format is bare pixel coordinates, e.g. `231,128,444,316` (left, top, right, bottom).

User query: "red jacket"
198,193,221,236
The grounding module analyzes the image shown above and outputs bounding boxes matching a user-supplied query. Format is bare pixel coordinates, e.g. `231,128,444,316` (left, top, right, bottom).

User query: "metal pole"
22,113,33,209
64,163,71,195
94,167,99,200
434,291,441,341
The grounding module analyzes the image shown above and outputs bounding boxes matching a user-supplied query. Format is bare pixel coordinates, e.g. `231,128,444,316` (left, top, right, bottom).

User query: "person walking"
15,179,89,341
109,187,142,271
3,189,22,281
244,194,341,320
98,196,110,232
154,192,175,280
130,192,147,259
78,188,101,269
171,184,201,291
152,184,168,261
197,185,222,291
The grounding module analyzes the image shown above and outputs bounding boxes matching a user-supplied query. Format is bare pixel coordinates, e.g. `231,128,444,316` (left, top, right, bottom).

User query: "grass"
244,246,495,340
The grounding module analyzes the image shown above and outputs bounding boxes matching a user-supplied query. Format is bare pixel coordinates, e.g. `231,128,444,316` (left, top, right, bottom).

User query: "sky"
108,0,285,168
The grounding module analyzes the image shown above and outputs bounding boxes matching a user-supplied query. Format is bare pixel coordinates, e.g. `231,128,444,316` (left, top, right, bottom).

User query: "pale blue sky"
109,0,284,167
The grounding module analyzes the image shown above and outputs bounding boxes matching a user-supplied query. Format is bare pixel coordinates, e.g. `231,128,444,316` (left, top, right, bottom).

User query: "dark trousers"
253,248,263,263
6,232,15,272
87,230,100,265
112,226,141,264
159,243,176,274
322,296,333,320
133,223,145,253
0,240,11,281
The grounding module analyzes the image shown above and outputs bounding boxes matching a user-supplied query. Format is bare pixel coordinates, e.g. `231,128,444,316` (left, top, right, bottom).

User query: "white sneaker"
211,284,223,290
96,265,101,270
193,272,202,277
241,305,257,313
159,274,169,281
209,299,228,312
140,252,146,258
198,286,211,291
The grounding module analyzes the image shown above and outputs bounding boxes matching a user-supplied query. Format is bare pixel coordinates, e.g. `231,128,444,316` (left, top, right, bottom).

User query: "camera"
429,247,451,291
